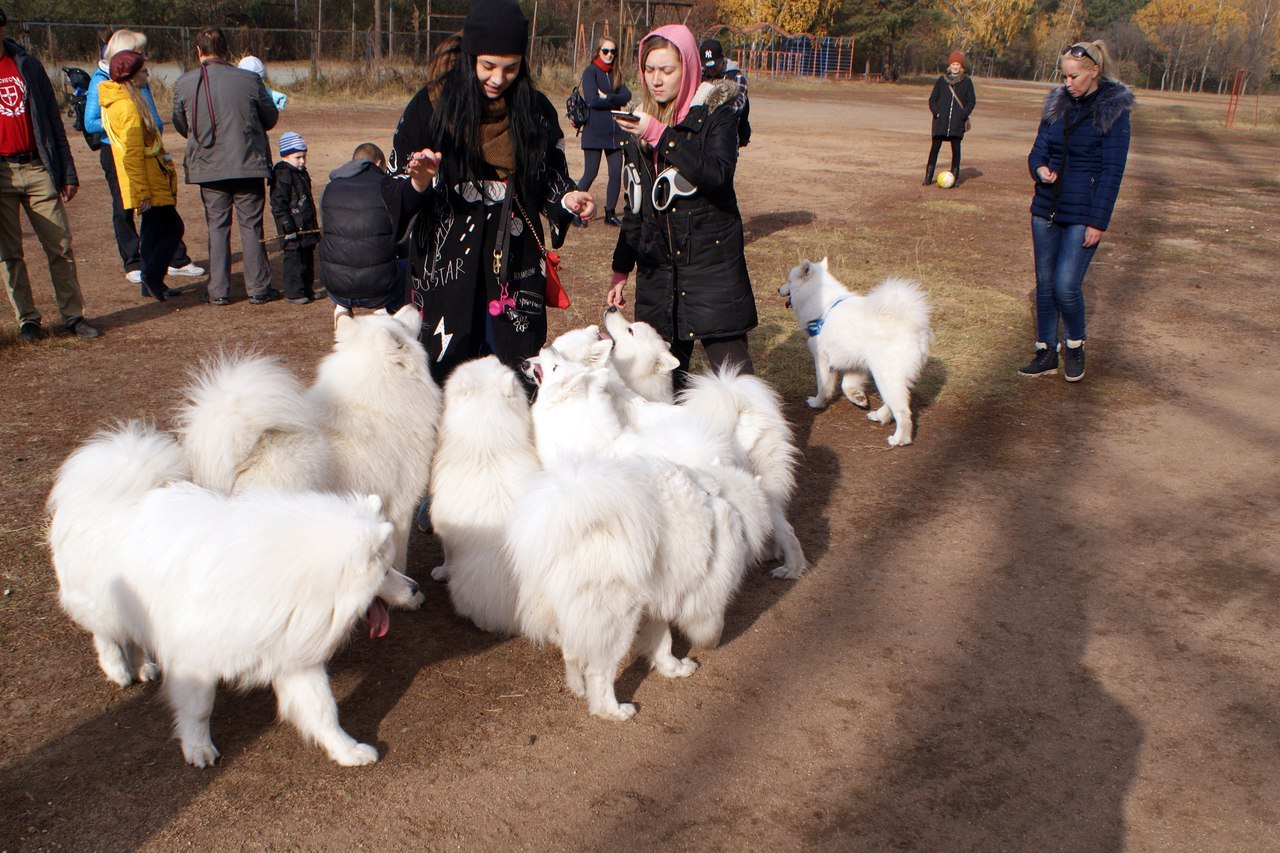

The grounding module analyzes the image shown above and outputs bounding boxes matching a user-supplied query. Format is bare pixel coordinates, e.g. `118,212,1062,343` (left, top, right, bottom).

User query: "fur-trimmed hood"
689,78,741,114
1042,79,1134,134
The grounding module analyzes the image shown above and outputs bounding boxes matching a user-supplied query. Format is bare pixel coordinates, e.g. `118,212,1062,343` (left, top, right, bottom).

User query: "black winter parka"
928,74,975,139
270,160,319,248
611,79,756,344
318,159,401,306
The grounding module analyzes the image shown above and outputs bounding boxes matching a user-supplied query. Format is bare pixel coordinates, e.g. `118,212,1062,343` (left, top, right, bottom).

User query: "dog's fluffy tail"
867,277,935,346
507,455,662,645
679,366,799,505
173,352,315,493
48,420,189,519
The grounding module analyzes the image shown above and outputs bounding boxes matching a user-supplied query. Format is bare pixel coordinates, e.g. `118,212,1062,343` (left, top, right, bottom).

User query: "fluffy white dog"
516,350,770,720
48,422,423,767
779,258,933,447
429,356,541,634
175,352,334,494
546,319,807,578
176,307,441,572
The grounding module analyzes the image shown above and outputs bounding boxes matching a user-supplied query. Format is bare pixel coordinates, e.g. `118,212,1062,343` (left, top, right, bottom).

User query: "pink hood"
638,24,701,124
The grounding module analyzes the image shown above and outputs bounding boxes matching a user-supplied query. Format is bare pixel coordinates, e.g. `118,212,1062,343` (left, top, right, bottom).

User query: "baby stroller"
61,66,102,150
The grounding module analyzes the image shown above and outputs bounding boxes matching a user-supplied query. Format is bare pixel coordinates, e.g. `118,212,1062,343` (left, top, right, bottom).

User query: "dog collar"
805,297,849,337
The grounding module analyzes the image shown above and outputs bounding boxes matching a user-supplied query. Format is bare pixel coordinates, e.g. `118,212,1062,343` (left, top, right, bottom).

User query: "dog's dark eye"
627,327,634,336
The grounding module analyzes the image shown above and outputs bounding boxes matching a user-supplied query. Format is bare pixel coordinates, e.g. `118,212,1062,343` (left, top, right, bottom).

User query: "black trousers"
670,334,754,387
926,136,962,176
577,149,623,213
139,205,185,297
99,144,192,272
282,245,316,300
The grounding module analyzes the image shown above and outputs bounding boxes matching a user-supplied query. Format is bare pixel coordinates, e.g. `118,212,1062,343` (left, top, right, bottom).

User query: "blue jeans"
1031,215,1096,344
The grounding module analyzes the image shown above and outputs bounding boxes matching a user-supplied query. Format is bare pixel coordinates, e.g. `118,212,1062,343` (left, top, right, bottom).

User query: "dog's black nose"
605,305,619,314
408,578,421,596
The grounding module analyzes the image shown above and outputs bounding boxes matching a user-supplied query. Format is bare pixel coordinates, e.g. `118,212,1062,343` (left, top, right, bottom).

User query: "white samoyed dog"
48,421,424,767
176,306,442,572
515,349,770,720
429,356,541,634
547,317,807,578
779,258,933,447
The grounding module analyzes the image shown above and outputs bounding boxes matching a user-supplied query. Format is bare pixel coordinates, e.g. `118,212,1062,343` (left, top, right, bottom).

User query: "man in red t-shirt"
0,10,99,341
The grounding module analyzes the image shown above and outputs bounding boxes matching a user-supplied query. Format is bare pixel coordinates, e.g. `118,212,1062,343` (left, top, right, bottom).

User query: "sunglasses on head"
1062,43,1098,65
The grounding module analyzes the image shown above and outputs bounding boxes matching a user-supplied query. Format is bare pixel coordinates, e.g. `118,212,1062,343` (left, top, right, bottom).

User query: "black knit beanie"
461,0,529,56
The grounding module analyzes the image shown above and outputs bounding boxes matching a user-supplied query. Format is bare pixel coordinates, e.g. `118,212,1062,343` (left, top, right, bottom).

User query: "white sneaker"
126,270,143,284
168,262,206,277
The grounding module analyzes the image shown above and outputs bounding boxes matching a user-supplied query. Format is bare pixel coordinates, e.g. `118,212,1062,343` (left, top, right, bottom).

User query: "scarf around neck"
427,34,515,175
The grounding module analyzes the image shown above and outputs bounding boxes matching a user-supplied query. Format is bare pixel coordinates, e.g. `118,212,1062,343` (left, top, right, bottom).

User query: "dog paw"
182,740,221,768
887,433,912,447
770,563,805,580
844,389,868,408
137,661,160,683
593,702,637,722
805,396,826,410
867,407,892,425
332,742,379,766
655,657,698,678
430,564,450,582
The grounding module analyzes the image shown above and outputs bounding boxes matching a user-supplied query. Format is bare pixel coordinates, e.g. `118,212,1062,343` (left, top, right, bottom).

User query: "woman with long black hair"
392,0,594,383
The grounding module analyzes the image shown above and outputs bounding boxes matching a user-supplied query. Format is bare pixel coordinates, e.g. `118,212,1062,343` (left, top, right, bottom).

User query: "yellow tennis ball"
936,170,956,189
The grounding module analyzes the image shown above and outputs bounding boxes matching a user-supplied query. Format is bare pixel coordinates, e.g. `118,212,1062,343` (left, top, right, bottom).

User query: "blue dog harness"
805,297,850,337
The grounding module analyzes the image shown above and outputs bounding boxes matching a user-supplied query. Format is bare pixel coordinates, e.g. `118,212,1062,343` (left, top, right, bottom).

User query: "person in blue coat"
576,36,631,226
83,29,202,292
1019,41,1133,382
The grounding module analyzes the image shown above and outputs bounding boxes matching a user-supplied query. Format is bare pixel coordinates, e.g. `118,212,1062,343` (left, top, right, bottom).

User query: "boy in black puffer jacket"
318,143,405,320
269,132,319,303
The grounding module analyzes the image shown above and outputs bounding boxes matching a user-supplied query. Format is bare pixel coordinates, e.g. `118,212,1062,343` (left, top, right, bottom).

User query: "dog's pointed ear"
393,304,422,337
819,256,829,270
335,312,357,341
361,494,384,516
657,351,680,374
375,521,395,555
586,339,613,367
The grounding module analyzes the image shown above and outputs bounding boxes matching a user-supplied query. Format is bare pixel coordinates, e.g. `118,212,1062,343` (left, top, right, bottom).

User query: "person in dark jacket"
576,36,631,226
1019,41,1133,382
391,0,594,384
608,24,756,382
269,132,318,304
319,142,405,317
0,13,99,341
700,38,750,148
172,27,280,306
925,51,975,186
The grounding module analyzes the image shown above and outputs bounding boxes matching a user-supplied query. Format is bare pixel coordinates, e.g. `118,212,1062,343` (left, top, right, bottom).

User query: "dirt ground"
1,78,1277,850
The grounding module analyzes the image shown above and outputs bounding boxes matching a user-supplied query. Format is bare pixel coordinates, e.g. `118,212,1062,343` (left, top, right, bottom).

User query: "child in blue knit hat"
270,132,319,303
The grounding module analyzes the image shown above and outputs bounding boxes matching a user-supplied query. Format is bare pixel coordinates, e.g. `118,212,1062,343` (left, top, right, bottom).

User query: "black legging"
669,334,754,388
577,149,623,214
927,136,962,176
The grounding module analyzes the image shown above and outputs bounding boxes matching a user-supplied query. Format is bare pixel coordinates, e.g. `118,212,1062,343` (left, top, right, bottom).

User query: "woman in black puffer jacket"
607,24,756,381
1019,41,1133,382
924,50,975,186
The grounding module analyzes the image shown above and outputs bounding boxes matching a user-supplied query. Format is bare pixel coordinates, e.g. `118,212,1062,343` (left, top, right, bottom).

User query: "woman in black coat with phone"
925,50,976,186
577,36,631,226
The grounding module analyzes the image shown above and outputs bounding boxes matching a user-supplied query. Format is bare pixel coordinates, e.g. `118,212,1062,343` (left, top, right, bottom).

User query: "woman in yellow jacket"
99,50,184,301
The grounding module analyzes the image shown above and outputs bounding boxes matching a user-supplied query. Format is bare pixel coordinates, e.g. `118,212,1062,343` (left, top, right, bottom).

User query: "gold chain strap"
511,192,547,255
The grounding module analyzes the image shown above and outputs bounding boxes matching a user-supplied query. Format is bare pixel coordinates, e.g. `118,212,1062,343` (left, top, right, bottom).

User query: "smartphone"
611,110,637,119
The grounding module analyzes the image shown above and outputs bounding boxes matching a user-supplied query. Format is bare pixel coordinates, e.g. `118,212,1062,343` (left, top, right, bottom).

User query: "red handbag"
514,193,571,310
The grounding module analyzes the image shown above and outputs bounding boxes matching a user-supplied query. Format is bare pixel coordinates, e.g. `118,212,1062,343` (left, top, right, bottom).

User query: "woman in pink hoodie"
607,24,756,383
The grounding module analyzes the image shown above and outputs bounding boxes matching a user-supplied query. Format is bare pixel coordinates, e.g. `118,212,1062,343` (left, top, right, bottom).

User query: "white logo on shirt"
0,74,27,118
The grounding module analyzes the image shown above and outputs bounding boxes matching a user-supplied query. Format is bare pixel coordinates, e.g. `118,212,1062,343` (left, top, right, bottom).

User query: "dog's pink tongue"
367,598,390,639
